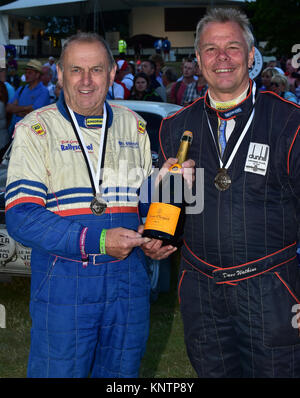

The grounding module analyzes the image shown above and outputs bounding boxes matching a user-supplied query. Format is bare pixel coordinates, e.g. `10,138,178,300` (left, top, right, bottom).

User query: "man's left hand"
138,225,177,260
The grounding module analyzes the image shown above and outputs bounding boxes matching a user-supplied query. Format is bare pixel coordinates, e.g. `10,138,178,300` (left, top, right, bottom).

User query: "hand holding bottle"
157,157,195,188
138,224,178,260
105,227,151,260
143,131,195,245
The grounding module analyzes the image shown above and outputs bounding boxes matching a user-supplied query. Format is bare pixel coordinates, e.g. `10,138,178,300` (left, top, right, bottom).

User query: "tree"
245,0,300,58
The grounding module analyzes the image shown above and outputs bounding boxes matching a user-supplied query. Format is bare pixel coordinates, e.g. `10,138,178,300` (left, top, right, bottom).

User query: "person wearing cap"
116,59,134,91
6,59,50,134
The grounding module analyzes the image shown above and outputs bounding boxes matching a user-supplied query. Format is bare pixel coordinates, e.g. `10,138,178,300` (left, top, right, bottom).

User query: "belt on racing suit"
182,240,297,284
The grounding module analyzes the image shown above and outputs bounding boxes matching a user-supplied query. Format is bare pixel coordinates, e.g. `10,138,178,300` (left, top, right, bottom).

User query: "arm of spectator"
6,102,33,116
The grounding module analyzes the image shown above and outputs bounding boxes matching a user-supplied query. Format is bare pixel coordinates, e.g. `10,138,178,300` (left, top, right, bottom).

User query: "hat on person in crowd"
117,60,129,71
25,59,43,73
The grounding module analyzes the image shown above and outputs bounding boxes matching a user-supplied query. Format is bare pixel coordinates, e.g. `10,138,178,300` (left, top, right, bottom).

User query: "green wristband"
99,229,107,255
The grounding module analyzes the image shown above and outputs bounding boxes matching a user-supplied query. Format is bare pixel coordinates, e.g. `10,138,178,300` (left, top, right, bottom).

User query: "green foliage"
245,0,300,57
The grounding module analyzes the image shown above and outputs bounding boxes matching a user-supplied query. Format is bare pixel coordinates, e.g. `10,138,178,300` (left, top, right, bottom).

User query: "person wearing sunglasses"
270,74,298,103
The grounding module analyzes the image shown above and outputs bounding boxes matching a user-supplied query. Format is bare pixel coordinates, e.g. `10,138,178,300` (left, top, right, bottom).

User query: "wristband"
99,229,107,255
79,227,88,268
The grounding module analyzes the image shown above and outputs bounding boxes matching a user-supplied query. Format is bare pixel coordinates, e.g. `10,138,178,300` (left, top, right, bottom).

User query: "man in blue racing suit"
5,33,178,378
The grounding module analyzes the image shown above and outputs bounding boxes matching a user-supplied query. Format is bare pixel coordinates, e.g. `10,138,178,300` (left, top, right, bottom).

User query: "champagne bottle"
143,130,193,245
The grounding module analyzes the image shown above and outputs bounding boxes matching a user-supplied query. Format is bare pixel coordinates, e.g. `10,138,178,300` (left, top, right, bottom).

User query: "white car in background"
0,100,182,300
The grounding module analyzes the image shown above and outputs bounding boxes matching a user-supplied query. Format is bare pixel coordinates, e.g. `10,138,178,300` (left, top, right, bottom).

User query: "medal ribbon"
206,82,256,171
66,104,107,198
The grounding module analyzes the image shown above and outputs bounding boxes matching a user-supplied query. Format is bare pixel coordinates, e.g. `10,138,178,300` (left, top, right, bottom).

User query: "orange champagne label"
144,202,181,236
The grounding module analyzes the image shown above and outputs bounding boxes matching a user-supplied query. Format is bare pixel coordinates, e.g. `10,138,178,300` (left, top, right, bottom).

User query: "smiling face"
196,21,254,101
57,40,116,116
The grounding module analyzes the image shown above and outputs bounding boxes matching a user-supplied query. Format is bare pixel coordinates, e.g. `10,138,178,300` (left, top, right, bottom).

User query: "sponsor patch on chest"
244,142,269,176
60,140,93,152
118,140,139,149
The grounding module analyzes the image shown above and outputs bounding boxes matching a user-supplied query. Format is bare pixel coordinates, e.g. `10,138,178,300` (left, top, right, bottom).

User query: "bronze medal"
90,195,107,216
214,168,231,191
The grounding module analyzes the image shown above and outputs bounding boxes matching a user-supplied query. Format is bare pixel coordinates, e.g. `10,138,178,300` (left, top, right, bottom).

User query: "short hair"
142,59,156,72
183,57,196,66
58,32,115,72
162,66,178,82
149,53,164,67
271,74,289,91
194,8,255,54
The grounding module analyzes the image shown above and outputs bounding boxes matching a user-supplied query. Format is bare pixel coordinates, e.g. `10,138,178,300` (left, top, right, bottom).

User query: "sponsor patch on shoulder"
31,123,46,136
137,120,146,134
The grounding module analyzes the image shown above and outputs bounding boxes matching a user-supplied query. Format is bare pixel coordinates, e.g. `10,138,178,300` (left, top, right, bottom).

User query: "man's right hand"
105,227,151,260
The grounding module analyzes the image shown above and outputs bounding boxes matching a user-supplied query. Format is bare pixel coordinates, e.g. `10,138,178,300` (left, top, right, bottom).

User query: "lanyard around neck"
66,104,107,197
206,82,256,170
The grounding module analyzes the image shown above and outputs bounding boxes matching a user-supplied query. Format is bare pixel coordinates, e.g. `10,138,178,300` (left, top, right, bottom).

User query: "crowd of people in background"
0,47,299,159
108,52,300,107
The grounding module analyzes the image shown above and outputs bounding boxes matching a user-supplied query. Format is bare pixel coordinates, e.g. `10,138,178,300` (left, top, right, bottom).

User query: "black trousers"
179,257,300,378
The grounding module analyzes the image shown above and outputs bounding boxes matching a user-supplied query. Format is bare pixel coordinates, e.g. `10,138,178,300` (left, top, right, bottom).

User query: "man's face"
57,41,116,116
141,61,154,76
183,62,195,78
196,21,254,101
25,69,40,85
41,67,51,85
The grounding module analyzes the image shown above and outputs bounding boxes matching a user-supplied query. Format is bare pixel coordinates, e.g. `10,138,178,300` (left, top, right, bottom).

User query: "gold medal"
214,168,231,191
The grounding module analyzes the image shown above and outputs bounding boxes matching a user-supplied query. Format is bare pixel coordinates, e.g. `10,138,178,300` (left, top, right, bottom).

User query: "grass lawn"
0,254,196,378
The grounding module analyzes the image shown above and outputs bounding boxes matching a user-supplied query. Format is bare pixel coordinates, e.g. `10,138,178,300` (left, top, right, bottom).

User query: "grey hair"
194,8,255,54
58,32,116,72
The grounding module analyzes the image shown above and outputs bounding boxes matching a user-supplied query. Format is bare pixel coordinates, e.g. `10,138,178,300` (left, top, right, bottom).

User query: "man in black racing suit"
143,8,300,377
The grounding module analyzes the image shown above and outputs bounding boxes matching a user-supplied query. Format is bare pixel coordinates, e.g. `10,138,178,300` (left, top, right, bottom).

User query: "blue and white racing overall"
5,93,152,378
159,80,300,377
